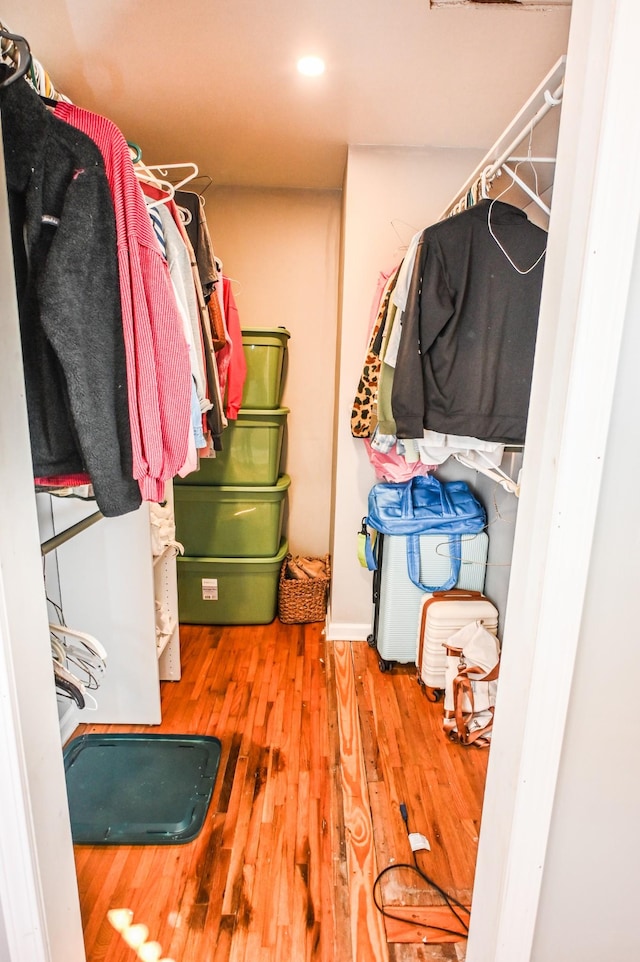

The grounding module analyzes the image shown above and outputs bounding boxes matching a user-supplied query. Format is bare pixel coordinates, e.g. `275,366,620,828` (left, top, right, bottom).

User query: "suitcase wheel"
366,634,376,649
377,657,393,673
424,686,444,703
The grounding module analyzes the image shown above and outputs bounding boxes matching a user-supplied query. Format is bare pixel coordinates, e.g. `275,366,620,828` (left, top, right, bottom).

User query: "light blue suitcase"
368,530,488,670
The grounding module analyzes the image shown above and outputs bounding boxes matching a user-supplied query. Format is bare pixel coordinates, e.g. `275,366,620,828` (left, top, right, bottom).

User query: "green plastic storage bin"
241,327,290,409
177,538,289,625
176,407,289,487
174,475,290,557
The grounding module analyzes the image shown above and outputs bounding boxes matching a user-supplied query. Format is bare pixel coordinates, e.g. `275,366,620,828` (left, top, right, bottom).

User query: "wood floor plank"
321,642,351,962
334,641,389,962
383,904,469,943
71,622,484,962
350,642,487,956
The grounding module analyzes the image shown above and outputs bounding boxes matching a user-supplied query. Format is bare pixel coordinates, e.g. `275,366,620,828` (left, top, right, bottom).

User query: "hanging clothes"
392,199,547,444
221,277,247,420
175,189,219,303
53,98,193,503
141,182,227,449
207,284,230,353
350,265,400,438
146,206,206,473
154,202,210,415
0,72,141,517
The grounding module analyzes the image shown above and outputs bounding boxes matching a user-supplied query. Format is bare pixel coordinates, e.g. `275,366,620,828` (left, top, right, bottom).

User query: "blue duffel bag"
362,475,486,592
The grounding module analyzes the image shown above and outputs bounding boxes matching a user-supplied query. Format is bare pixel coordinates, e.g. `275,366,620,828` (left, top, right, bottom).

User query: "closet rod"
41,510,104,556
439,55,566,221
482,85,563,187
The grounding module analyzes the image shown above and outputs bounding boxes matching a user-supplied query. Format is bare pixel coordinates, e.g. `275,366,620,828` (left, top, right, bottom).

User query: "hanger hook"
0,30,31,89
543,87,562,108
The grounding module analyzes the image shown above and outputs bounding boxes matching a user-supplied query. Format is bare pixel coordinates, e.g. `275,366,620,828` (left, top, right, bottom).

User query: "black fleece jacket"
0,73,141,516
392,200,547,445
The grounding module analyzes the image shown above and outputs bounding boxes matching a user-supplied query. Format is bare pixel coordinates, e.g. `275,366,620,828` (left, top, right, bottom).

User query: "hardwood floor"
71,621,487,962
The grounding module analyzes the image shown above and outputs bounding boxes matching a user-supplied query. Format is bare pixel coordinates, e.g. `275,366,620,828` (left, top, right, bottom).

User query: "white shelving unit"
42,483,181,727
153,482,181,682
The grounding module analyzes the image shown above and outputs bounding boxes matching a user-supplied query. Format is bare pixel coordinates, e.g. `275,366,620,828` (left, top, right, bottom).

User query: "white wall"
532,227,640,961
0,909,9,961
327,145,486,640
205,187,341,558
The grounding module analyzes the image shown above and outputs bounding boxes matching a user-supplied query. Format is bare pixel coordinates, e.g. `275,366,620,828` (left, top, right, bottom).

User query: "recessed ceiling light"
297,56,325,77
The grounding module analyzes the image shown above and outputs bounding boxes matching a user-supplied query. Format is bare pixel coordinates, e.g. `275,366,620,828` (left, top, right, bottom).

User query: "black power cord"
372,802,470,940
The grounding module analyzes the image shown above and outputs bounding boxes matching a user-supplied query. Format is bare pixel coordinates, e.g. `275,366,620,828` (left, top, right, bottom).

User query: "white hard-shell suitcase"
368,531,488,670
416,589,498,700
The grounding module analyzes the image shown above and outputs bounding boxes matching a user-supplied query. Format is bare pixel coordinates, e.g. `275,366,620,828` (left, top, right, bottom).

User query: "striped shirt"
54,102,191,502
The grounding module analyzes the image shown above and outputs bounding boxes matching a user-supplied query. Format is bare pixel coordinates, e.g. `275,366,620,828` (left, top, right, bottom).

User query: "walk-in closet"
2,2,640,962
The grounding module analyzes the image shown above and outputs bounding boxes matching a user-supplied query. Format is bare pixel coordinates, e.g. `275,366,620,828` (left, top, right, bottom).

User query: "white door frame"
468,1,640,959
1,2,636,960
0,113,85,962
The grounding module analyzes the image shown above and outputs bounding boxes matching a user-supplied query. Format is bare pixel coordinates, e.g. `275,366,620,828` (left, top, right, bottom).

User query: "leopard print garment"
351,273,398,437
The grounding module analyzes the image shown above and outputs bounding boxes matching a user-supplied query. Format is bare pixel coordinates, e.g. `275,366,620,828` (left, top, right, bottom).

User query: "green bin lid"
174,474,291,497
177,537,289,566
235,406,289,420
241,326,291,344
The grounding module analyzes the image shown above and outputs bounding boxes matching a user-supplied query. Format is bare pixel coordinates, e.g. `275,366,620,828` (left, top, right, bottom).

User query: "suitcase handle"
432,589,483,600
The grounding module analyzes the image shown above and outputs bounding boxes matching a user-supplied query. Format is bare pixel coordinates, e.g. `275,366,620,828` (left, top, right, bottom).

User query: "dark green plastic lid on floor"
63,733,221,845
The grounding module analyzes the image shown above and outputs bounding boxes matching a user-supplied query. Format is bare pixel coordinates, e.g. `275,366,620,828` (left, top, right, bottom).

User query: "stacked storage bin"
174,328,291,624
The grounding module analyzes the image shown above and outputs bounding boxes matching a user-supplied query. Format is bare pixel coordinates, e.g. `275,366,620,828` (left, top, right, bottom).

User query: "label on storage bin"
201,578,218,601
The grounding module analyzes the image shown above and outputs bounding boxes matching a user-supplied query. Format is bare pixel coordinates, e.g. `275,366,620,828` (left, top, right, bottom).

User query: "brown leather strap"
447,662,499,748
416,601,429,679
453,673,475,741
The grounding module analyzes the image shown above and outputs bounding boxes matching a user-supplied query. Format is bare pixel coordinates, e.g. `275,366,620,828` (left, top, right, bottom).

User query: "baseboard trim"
325,620,372,642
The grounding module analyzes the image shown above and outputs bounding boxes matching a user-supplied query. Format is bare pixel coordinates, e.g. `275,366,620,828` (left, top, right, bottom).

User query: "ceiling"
1,1,572,190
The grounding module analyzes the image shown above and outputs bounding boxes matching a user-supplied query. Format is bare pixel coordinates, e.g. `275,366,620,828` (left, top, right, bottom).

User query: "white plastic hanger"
49,623,107,662
139,162,199,192
49,623,107,693
133,161,176,209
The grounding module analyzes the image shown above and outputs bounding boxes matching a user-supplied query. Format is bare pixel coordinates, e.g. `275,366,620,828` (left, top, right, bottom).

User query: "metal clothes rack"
40,509,104,557
440,56,566,221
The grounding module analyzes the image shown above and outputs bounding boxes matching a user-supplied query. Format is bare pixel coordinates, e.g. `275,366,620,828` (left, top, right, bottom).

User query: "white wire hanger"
484,130,548,276
481,120,553,218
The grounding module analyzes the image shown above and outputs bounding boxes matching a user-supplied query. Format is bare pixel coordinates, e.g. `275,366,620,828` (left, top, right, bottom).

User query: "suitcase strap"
406,533,461,592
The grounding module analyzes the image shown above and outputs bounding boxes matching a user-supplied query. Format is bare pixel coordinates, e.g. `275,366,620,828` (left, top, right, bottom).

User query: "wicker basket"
278,554,331,624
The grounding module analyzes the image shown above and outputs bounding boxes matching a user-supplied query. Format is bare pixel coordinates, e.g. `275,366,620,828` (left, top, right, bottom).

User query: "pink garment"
54,102,192,502
214,282,232,399
222,278,247,418
364,438,436,484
